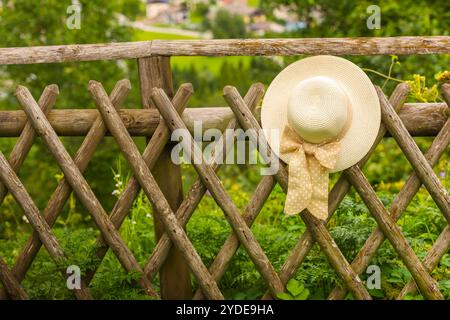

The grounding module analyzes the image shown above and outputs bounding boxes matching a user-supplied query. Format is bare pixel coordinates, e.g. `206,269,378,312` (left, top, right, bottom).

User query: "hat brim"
261,55,381,173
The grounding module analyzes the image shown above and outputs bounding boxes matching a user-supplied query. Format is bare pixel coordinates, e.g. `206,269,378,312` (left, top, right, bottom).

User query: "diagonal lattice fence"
1,78,449,300
0,37,449,300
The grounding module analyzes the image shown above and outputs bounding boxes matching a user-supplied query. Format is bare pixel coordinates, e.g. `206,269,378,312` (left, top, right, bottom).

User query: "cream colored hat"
261,55,380,220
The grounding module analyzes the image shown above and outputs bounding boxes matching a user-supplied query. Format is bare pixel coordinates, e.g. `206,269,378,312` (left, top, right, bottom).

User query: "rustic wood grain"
0,103,445,137
15,85,159,298
377,86,450,223
398,226,450,299
151,87,286,298
272,83,410,301
83,84,193,285
0,84,59,204
396,83,450,299
138,56,192,300
193,174,276,300
0,151,92,300
89,81,224,300
344,166,443,300
328,85,450,300
0,80,131,301
144,84,264,288
222,85,372,300
0,37,449,65
0,257,28,300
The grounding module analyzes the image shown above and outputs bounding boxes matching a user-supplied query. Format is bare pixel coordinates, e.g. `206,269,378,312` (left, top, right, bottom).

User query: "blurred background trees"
0,0,449,300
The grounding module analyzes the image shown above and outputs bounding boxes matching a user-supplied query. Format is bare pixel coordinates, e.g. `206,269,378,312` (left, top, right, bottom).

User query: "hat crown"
287,76,349,144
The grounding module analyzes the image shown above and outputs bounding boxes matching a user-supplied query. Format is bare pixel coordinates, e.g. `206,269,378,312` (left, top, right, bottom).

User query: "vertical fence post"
138,56,193,299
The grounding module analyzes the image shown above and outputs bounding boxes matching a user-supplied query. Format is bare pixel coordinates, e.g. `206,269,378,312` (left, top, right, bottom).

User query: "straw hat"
261,55,380,219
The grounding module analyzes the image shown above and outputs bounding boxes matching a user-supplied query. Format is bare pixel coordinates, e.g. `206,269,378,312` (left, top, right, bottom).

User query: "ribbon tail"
306,157,330,220
284,150,311,215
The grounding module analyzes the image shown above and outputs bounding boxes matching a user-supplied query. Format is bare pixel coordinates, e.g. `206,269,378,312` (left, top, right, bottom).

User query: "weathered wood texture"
143,84,264,285
90,81,224,300
82,84,193,286
138,56,192,300
222,85,371,300
1,76,449,301
0,36,449,64
344,166,443,300
267,83,410,301
0,151,93,300
0,103,446,137
0,257,28,300
151,87,286,298
0,80,131,300
376,86,450,223
16,85,159,298
0,84,59,203
327,85,450,300
396,83,450,299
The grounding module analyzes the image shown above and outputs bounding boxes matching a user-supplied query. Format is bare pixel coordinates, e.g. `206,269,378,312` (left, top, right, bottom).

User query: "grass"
1,158,449,300
132,29,196,41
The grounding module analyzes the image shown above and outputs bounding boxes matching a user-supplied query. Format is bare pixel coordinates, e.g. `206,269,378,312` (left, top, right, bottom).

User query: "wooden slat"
0,152,92,300
396,84,450,299
15,85,159,298
0,84,58,297
0,85,59,203
151,88,286,298
0,80,131,300
222,86,371,300
89,81,224,300
143,84,264,281
0,257,28,300
377,86,450,223
193,83,409,300
0,37,449,65
83,84,193,285
398,226,450,299
0,85,93,301
265,83,408,300
0,103,446,137
193,174,276,300
328,84,450,300
344,166,443,300
138,56,192,300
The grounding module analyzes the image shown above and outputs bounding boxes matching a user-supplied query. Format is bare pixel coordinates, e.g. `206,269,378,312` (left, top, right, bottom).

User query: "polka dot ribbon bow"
280,124,341,220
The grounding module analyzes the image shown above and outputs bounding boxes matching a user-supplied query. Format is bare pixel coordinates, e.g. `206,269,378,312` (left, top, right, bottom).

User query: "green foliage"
406,74,439,102
1,0,450,300
2,158,449,300
211,9,247,39
0,0,144,214
435,71,450,84
277,279,310,300
260,0,450,91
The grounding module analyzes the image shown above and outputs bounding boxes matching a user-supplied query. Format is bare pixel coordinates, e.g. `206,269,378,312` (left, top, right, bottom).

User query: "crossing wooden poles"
15,85,159,298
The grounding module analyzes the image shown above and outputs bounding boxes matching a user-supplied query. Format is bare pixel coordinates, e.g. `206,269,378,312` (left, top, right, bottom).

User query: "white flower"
22,215,29,224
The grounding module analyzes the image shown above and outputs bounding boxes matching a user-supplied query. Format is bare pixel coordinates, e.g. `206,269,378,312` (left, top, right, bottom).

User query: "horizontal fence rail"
0,103,447,137
0,36,449,65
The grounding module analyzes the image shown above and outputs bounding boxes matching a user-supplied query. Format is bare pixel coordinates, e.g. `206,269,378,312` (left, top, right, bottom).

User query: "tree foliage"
0,0,143,106
260,0,450,82
211,9,247,39
0,0,144,211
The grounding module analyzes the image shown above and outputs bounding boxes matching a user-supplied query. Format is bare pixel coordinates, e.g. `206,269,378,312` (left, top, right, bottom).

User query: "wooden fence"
0,36,449,300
